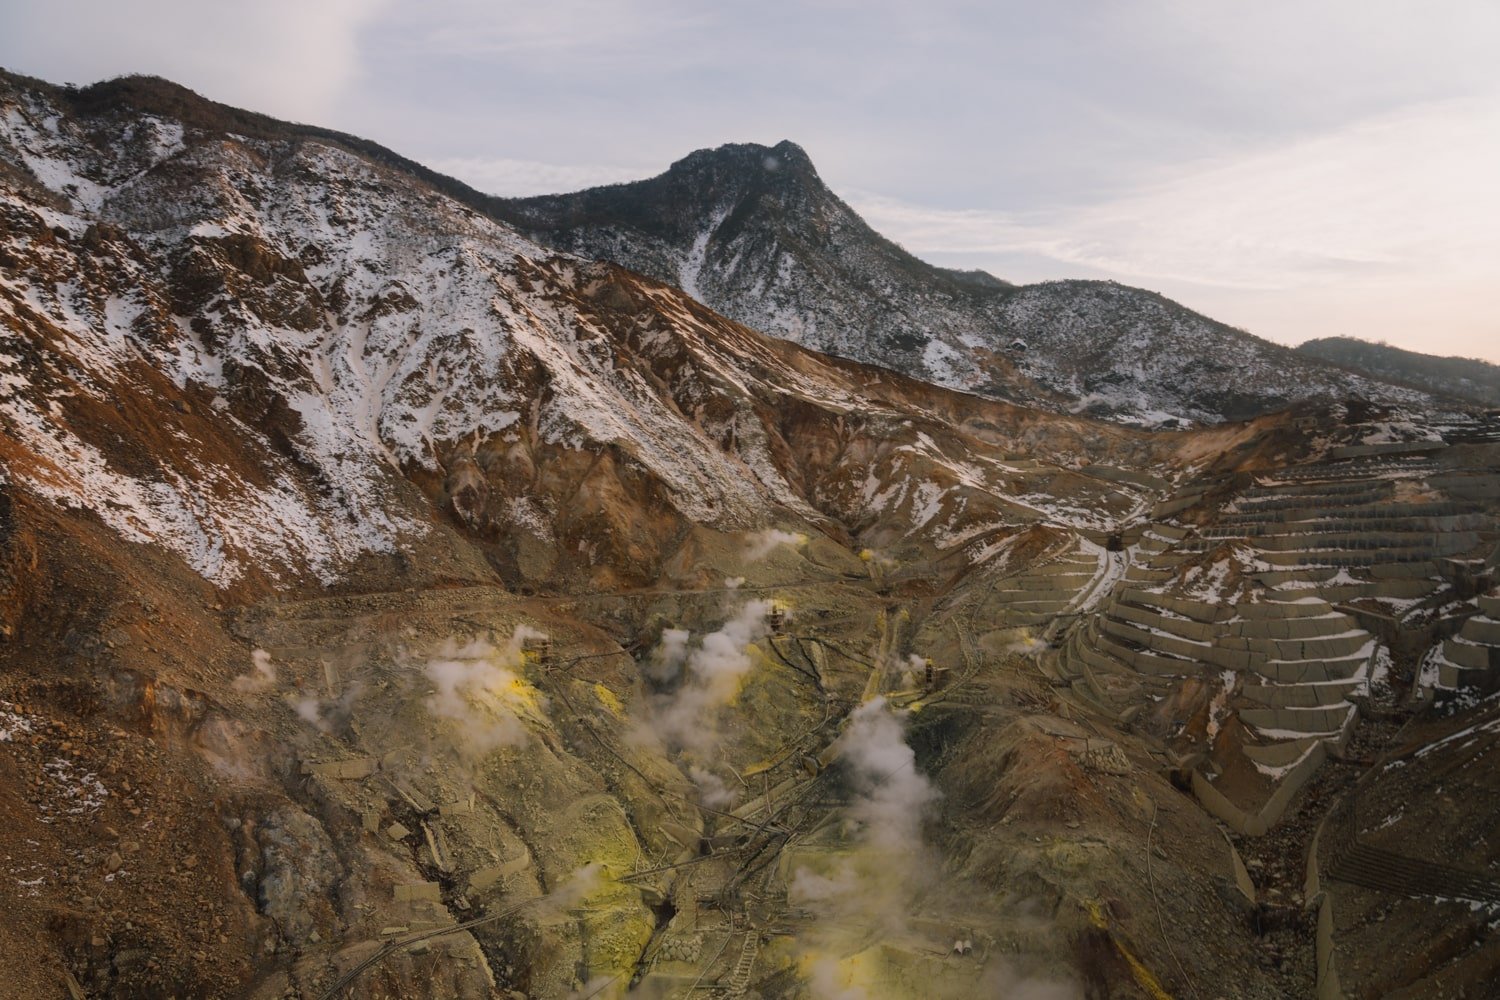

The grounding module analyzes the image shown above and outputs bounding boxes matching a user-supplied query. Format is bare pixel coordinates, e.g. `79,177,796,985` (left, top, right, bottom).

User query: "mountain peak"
669,138,814,174
659,139,824,202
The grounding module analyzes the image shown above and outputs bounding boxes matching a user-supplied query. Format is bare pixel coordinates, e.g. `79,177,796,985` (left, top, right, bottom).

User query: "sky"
3,0,1498,361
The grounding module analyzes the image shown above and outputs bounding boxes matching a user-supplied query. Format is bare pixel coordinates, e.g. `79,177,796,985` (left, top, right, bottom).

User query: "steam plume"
423,627,547,757
745,528,806,562
643,601,771,756
232,648,276,693
789,699,939,997
289,681,363,734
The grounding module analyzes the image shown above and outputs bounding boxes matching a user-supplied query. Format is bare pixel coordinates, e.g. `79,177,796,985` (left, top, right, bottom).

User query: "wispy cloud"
393,0,710,64
848,95,1500,358
852,96,1500,292
0,0,387,122
426,155,655,197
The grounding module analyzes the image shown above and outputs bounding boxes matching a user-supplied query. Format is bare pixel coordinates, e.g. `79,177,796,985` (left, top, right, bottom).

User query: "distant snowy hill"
1296,336,1500,408
494,141,1441,427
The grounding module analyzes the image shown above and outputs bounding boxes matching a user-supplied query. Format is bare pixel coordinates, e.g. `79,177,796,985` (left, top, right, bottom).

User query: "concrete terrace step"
1209,514,1484,536
1429,473,1500,501
1437,656,1494,690
1255,548,1449,568
1100,627,1371,675
1191,529,1481,553
1460,616,1500,646
1328,441,1447,460
1250,654,1371,685
1239,703,1357,737
1091,629,1202,678
1242,734,1325,768
1231,612,1361,641
1217,630,1370,660
1178,530,1477,554
1135,601,1352,639
1221,500,1474,523
1329,841,1500,905
1256,567,1340,587
1102,617,1212,661
1442,637,1498,671
1270,458,1442,482
1117,589,1232,622
1238,598,1339,619
1241,484,1393,504
1110,602,1220,643
1270,579,1438,603
1241,678,1363,708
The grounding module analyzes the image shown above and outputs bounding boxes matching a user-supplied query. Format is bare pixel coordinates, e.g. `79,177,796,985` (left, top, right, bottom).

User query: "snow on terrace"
1068,538,1129,613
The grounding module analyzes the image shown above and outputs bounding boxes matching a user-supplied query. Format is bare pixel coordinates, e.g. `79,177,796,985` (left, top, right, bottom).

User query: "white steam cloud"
232,648,277,693
688,764,737,808
791,699,937,925
536,862,606,920
791,700,1081,1000
423,627,548,757
836,699,938,857
1003,635,1048,657
890,652,927,690
790,698,941,998
744,528,806,562
647,627,692,682
289,681,364,734
641,601,771,756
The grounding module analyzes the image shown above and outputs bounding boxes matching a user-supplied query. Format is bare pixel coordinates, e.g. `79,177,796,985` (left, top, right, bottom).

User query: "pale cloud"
850,96,1500,359
402,0,709,60
0,0,386,122
854,96,1500,290
427,156,655,198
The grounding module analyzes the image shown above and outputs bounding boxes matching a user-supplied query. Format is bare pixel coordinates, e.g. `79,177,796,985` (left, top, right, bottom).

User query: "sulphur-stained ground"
0,483,1304,999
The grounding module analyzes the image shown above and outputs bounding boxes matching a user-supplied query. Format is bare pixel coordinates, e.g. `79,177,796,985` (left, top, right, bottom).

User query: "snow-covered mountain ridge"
0,71,1178,597
494,141,1440,427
